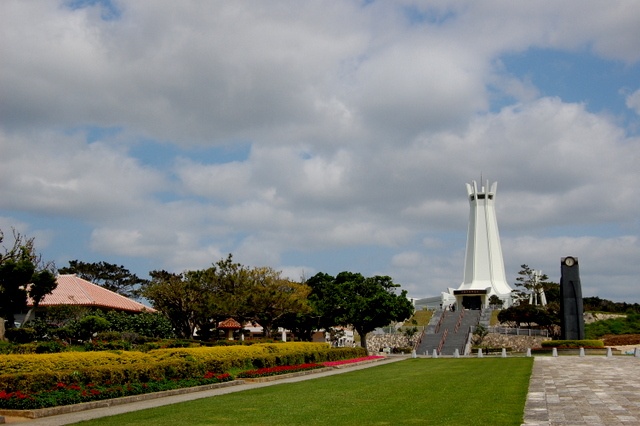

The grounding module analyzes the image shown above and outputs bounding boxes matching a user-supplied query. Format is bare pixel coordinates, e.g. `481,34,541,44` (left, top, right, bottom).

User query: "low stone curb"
0,380,244,419
240,366,334,383
235,357,389,382
329,357,388,369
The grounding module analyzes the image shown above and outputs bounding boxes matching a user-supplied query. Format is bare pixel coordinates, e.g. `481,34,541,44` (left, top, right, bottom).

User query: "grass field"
78,358,533,426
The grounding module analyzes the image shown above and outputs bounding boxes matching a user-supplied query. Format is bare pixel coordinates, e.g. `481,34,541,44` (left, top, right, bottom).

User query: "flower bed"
237,364,323,378
321,356,384,366
0,373,232,410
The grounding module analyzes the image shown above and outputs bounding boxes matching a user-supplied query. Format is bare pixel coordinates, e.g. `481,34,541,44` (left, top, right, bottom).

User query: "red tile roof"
218,318,242,329
27,274,155,313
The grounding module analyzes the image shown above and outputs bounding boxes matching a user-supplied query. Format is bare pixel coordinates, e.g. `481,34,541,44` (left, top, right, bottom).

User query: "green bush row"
0,346,366,393
541,340,604,348
0,360,208,393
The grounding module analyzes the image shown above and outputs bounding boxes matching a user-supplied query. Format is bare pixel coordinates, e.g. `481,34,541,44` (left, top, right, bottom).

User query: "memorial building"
415,180,513,310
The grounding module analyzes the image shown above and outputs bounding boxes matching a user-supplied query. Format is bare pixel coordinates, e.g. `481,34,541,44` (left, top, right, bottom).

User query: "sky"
1,0,640,303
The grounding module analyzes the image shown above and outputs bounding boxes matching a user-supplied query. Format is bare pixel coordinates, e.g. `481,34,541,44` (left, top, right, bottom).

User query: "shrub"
0,361,230,395
4,328,36,344
75,316,111,340
24,318,53,341
95,331,123,342
392,347,413,354
91,310,175,339
541,340,604,348
585,313,640,339
84,340,132,351
0,350,153,375
0,342,366,392
35,341,68,354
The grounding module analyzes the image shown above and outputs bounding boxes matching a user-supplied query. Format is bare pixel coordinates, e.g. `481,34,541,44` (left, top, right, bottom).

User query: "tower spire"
453,179,512,309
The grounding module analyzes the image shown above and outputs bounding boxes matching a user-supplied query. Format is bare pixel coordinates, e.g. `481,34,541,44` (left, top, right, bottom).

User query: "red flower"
90,389,101,395
56,383,67,388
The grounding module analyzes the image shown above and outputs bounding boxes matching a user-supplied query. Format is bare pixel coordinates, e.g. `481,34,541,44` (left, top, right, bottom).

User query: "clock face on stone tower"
563,257,576,267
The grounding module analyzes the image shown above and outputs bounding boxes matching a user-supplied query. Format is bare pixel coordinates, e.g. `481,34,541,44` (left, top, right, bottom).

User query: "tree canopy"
142,255,311,339
305,271,414,349
512,264,557,304
0,229,57,340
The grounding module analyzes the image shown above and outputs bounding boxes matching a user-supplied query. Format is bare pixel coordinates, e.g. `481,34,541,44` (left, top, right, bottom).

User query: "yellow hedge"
0,360,208,393
0,351,153,375
0,343,366,392
0,343,334,375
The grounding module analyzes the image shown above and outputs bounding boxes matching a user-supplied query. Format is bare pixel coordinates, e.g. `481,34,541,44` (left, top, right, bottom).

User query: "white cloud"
2,1,640,302
626,88,640,115
0,130,166,221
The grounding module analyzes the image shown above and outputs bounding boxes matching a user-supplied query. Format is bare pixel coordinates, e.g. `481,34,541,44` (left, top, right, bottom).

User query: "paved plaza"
523,356,640,425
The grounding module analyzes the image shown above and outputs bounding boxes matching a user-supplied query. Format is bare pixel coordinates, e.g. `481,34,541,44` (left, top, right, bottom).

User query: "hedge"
0,351,153,375
0,343,366,393
0,360,208,393
540,340,604,348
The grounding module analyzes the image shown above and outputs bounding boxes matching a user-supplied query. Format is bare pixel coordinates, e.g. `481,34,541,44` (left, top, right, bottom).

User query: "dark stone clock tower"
560,256,585,340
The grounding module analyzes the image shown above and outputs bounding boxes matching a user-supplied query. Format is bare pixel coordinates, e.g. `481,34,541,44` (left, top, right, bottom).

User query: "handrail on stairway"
434,310,446,334
414,326,427,351
453,308,465,333
436,329,448,355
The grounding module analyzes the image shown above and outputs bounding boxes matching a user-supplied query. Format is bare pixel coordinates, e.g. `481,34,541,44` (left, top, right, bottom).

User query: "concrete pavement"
523,356,640,425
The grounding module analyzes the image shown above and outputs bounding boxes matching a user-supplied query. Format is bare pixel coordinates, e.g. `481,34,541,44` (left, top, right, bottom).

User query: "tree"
143,270,203,338
512,264,556,305
497,302,560,333
488,294,504,307
59,260,149,299
306,272,414,350
472,324,489,345
244,267,311,338
0,229,57,340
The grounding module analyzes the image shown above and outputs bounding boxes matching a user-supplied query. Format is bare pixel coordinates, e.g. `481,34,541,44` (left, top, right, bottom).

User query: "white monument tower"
452,180,512,309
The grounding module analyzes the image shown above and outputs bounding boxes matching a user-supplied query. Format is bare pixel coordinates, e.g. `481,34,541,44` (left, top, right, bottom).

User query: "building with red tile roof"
27,274,155,313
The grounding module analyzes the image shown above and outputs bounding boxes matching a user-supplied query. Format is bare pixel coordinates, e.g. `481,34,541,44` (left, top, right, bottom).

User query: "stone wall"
583,313,626,324
366,333,419,353
479,333,546,352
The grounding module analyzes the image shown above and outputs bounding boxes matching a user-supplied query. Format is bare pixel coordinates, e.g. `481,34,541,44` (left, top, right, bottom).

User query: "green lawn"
404,309,434,327
77,358,533,426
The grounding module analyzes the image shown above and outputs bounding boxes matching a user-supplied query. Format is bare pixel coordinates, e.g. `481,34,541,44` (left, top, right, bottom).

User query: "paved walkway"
523,357,640,425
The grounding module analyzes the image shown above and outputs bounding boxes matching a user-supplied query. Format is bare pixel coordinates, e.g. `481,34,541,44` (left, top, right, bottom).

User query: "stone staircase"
416,309,482,356
440,310,480,355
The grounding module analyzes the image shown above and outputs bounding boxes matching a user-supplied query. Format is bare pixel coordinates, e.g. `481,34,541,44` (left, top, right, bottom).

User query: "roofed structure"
27,274,155,313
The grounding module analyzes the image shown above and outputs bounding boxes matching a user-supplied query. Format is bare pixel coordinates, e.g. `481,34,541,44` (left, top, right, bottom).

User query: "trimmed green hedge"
541,340,604,348
0,345,366,393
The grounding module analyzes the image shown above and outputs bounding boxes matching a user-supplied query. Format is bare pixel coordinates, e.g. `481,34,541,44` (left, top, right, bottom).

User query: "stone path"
523,357,640,425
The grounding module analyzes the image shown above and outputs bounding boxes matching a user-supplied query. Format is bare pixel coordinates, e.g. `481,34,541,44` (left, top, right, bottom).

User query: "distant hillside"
585,313,640,339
